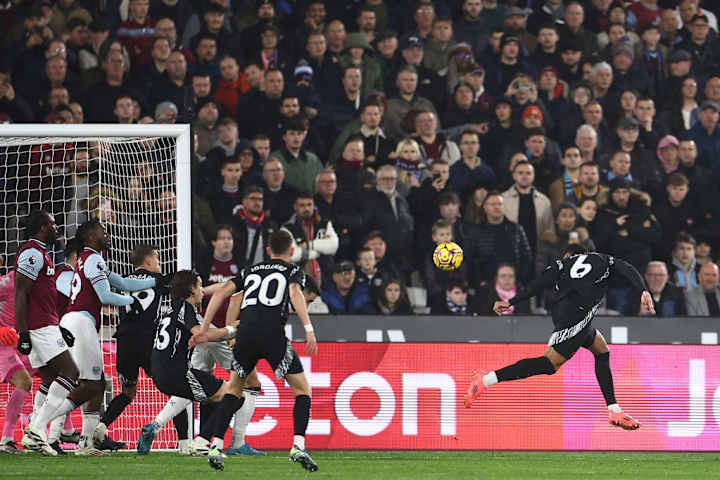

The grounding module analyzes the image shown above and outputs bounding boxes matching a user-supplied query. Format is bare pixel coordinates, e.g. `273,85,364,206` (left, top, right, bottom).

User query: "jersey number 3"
570,254,593,279
154,317,171,350
240,272,287,309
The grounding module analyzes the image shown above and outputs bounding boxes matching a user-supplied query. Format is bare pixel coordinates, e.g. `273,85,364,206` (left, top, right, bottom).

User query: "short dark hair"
295,190,314,201
460,129,480,141
562,244,587,257
667,172,689,187
171,270,200,300
438,191,460,206
304,274,320,296
76,219,101,247
525,127,546,140
674,231,696,249
283,116,309,133
579,161,599,172
242,185,264,199
64,237,81,259
356,246,373,258
269,229,293,255
25,210,51,237
131,243,158,268
220,156,242,168
512,159,533,172
344,133,365,147
432,218,452,233
446,280,468,292
214,224,234,240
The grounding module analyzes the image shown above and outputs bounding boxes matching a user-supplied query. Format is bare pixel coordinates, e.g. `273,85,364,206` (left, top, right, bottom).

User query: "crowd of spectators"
1,0,719,316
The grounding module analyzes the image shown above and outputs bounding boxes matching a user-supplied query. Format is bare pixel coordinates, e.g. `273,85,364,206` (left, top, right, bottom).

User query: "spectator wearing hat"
675,13,720,78
446,42,476,93
453,0,490,58
339,33,383,101
531,23,563,70
527,0,565,36
655,134,681,176
557,35,585,86
601,116,664,196
391,33,445,109
558,1,599,57
47,0,92,37
117,0,157,67
384,65,438,139
688,100,720,177
154,100,178,123
423,16,455,76
485,34,536,97
464,64,494,115
322,260,376,314
503,6,536,54
610,36,650,97
237,0,278,63
374,29,399,79
193,97,220,155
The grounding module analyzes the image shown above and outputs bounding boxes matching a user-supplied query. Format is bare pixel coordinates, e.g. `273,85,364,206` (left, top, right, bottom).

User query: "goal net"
0,124,191,450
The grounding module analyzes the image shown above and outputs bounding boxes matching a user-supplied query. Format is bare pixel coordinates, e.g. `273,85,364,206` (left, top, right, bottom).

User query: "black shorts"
116,334,153,388
232,331,304,380
549,324,597,359
152,367,223,403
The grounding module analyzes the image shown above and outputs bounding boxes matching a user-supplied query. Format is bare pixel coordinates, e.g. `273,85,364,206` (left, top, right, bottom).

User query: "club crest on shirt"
230,264,239,274
47,266,54,276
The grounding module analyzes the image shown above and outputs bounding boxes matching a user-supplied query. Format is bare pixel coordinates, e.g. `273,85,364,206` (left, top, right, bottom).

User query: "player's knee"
245,370,260,389
12,371,33,391
293,383,311,397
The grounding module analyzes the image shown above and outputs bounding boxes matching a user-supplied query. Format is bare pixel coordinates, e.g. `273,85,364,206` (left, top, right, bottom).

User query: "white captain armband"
304,324,314,333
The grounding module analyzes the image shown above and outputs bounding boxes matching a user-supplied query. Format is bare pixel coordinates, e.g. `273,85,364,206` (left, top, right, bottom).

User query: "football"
433,242,463,271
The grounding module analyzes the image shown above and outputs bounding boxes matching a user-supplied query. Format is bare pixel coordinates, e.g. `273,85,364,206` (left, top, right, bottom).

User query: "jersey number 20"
241,272,287,309
570,254,593,279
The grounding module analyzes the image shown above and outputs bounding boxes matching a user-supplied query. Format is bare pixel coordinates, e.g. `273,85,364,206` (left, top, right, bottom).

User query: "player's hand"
305,331,318,355
129,297,144,316
640,290,656,315
493,300,511,316
17,330,31,355
189,332,209,348
0,327,18,347
59,326,75,348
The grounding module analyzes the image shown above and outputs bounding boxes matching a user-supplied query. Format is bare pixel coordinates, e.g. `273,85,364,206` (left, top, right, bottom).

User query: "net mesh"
0,136,181,450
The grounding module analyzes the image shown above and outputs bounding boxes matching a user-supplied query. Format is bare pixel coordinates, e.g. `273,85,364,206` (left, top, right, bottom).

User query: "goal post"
0,123,192,449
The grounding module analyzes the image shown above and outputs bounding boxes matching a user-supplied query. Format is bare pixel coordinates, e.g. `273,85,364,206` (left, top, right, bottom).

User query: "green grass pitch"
3,451,720,479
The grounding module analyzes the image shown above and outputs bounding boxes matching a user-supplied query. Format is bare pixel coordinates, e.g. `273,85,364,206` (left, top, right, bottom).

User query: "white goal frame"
0,123,193,271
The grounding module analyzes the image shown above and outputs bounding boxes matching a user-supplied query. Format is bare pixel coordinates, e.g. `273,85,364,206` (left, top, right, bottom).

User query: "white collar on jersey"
83,247,101,254
30,238,46,248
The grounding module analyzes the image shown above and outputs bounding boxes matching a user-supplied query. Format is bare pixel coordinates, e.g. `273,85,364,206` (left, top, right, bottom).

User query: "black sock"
293,395,311,437
495,356,556,382
199,402,217,439
594,352,617,405
212,394,244,440
100,393,131,427
173,409,189,440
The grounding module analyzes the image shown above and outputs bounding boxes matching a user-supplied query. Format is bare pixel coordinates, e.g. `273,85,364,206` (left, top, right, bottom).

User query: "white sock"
47,399,76,424
48,415,65,443
483,372,498,387
231,389,258,448
0,436,10,444
155,397,192,430
79,412,100,449
607,403,622,413
94,422,107,439
293,435,305,450
211,437,224,450
31,380,72,429
33,389,47,415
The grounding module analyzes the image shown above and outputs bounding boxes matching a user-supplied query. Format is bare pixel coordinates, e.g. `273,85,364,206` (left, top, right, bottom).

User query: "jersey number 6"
570,254,593,279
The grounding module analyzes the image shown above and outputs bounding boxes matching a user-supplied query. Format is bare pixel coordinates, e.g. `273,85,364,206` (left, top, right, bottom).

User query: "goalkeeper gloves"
59,326,75,348
17,330,31,355
0,326,18,347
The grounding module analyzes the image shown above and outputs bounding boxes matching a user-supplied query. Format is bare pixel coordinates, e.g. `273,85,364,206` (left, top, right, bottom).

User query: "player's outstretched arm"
107,271,158,291
92,277,135,307
613,258,655,315
507,263,559,307
226,294,241,327
200,280,237,332
189,324,236,347
289,283,317,355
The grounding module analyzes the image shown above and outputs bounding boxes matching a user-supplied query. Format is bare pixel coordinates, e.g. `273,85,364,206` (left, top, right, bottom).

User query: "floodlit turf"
3,451,720,479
